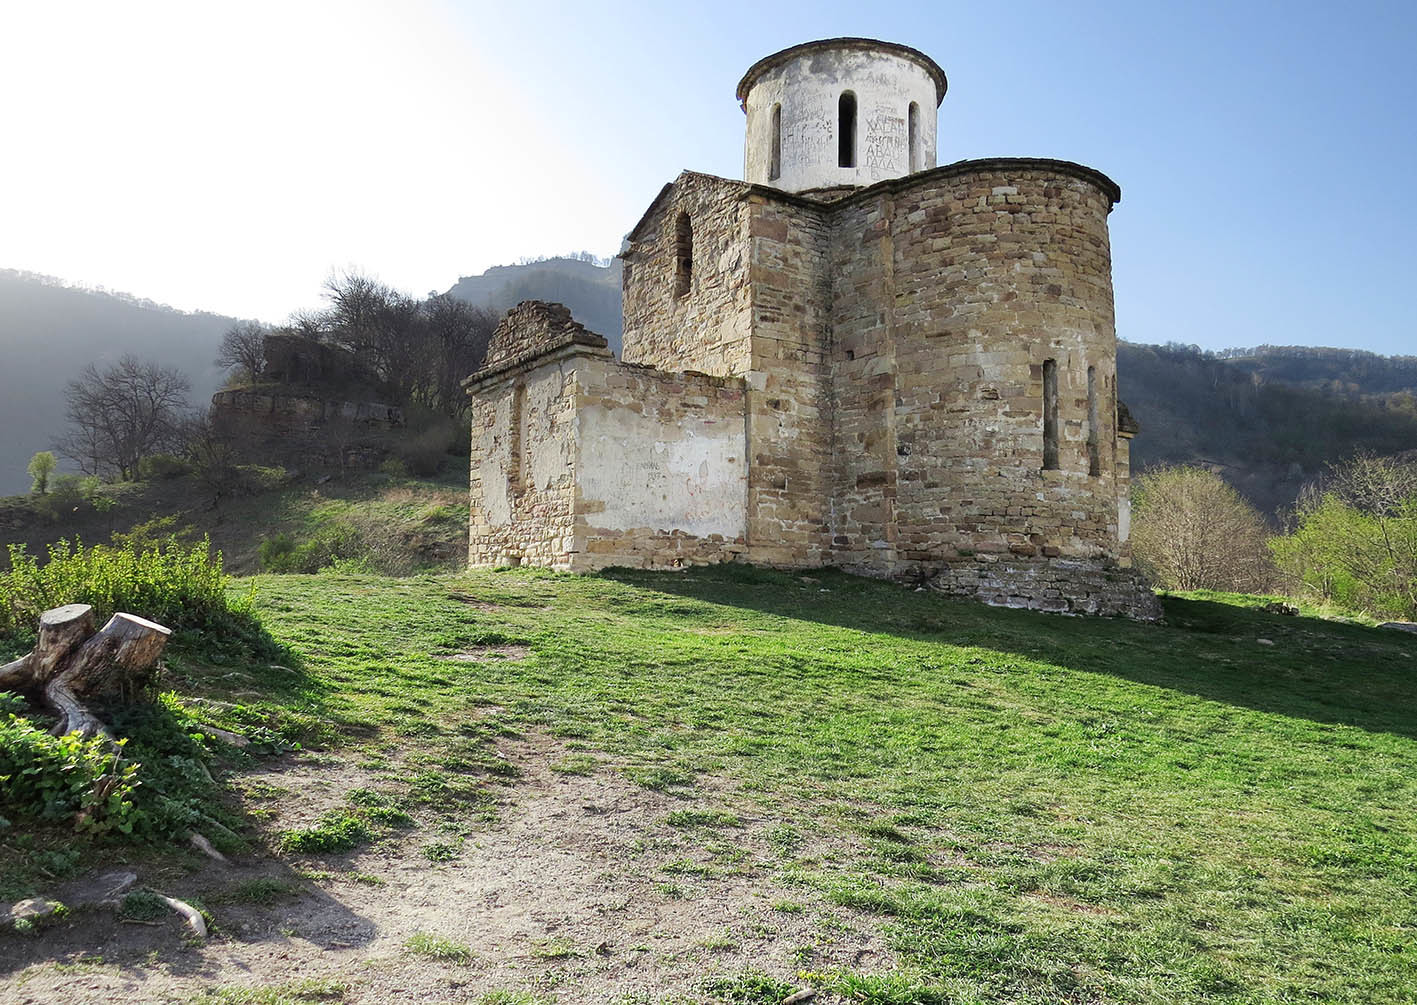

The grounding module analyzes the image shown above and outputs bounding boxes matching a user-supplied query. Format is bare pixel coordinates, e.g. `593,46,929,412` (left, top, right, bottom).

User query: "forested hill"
0,270,236,495
1119,342,1417,517
445,255,623,354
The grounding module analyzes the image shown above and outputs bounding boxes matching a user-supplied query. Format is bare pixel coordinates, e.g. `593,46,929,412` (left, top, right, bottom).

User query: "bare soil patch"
0,733,890,1003
444,645,530,663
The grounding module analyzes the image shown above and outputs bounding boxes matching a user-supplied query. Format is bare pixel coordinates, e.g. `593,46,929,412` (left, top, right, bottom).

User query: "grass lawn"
201,564,1417,1005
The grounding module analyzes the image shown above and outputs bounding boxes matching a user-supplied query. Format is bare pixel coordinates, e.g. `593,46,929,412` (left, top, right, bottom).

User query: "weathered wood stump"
0,604,171,740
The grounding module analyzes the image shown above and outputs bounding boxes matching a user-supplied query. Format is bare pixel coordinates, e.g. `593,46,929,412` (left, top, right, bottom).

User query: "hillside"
1119,342,1417,516
0,564,1412,1002
0,467,469,576
0,270,238,495
445,256,623,354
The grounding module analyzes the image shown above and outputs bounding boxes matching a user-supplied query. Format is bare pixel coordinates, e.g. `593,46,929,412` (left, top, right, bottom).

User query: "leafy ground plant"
277,811,372,854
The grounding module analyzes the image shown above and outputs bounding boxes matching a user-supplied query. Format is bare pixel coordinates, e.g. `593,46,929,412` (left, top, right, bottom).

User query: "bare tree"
1130,465,1275,592
314,271,494,417
180,408,243,507
419,294,495,416
215,321,269,382
56,355,191,481
320,270,419,399
1331,453,1417,519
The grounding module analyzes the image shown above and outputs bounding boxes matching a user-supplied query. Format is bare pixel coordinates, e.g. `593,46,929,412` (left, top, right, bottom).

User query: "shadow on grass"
600,564,1417,741
0,847,379,979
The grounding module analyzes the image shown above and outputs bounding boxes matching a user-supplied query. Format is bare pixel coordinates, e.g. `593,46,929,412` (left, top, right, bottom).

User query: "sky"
1,0,1414,355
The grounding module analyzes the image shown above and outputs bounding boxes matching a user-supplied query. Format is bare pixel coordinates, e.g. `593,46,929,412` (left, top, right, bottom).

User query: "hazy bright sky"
1,0,1413,354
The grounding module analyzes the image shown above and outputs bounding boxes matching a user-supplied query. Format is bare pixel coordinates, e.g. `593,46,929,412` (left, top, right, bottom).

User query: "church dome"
738,38,947,193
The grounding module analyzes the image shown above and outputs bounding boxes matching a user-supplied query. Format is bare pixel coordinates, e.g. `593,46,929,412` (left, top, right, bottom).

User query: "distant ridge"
0,269,239,495
445,256,623,355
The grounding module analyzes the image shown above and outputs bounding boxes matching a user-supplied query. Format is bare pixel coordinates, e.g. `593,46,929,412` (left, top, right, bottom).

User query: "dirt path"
0,734,891,1003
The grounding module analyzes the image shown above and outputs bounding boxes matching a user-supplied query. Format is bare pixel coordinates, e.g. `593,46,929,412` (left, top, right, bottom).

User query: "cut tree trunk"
0,604,172,741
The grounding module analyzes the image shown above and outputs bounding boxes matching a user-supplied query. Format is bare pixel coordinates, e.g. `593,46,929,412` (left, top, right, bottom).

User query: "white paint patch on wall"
476,366,575,527
478,392,512,527
527,365,573,491
579,403,747,539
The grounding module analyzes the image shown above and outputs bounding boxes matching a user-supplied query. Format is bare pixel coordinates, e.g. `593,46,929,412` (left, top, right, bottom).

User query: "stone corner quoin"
464,37,1161,622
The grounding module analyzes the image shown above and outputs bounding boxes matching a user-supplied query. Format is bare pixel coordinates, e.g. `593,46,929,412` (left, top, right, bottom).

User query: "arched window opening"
769,103,782,181
1042,359,1059,471
1087,365,1101,476
673,211,693,300
838,91,856,169
908,102,920,173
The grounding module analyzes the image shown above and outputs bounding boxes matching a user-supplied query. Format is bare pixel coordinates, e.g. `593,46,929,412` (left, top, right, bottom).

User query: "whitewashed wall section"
577,403,747,540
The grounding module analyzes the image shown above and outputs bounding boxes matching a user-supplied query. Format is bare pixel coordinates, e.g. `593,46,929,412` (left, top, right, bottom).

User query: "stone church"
465,38,1160,619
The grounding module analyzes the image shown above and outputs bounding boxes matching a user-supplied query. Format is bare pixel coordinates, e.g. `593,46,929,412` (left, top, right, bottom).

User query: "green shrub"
138,453,191,480
1270,461,1417,620
0,682,248,848
118,889,168,921
257,533,298,571
278,811,372,854
0,533,281,850
259,525,360,574
0,715,140,836
0,534,255,650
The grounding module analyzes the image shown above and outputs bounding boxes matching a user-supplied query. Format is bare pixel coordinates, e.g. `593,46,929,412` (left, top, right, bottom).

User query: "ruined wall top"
468,301,609,388
739,38,946,194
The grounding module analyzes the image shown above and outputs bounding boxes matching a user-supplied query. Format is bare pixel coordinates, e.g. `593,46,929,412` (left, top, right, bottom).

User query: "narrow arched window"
673,211,692,299
1042,359,1060,471
1087,365,1101,476
908,102,920,173
838,91,856,168
768,103,782,181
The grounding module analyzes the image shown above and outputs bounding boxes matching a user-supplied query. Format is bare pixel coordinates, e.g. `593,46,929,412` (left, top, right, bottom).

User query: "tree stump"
0,604,172,741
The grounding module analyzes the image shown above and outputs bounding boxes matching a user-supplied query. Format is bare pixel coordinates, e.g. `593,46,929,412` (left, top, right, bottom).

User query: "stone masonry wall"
827,162,1129,579
928,557,1162,619
621,172,754,377
828,193,902,571
892,164,1125,569
467,350,748,572
742,194,835,566
480,300,608,374
467,354,581,569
